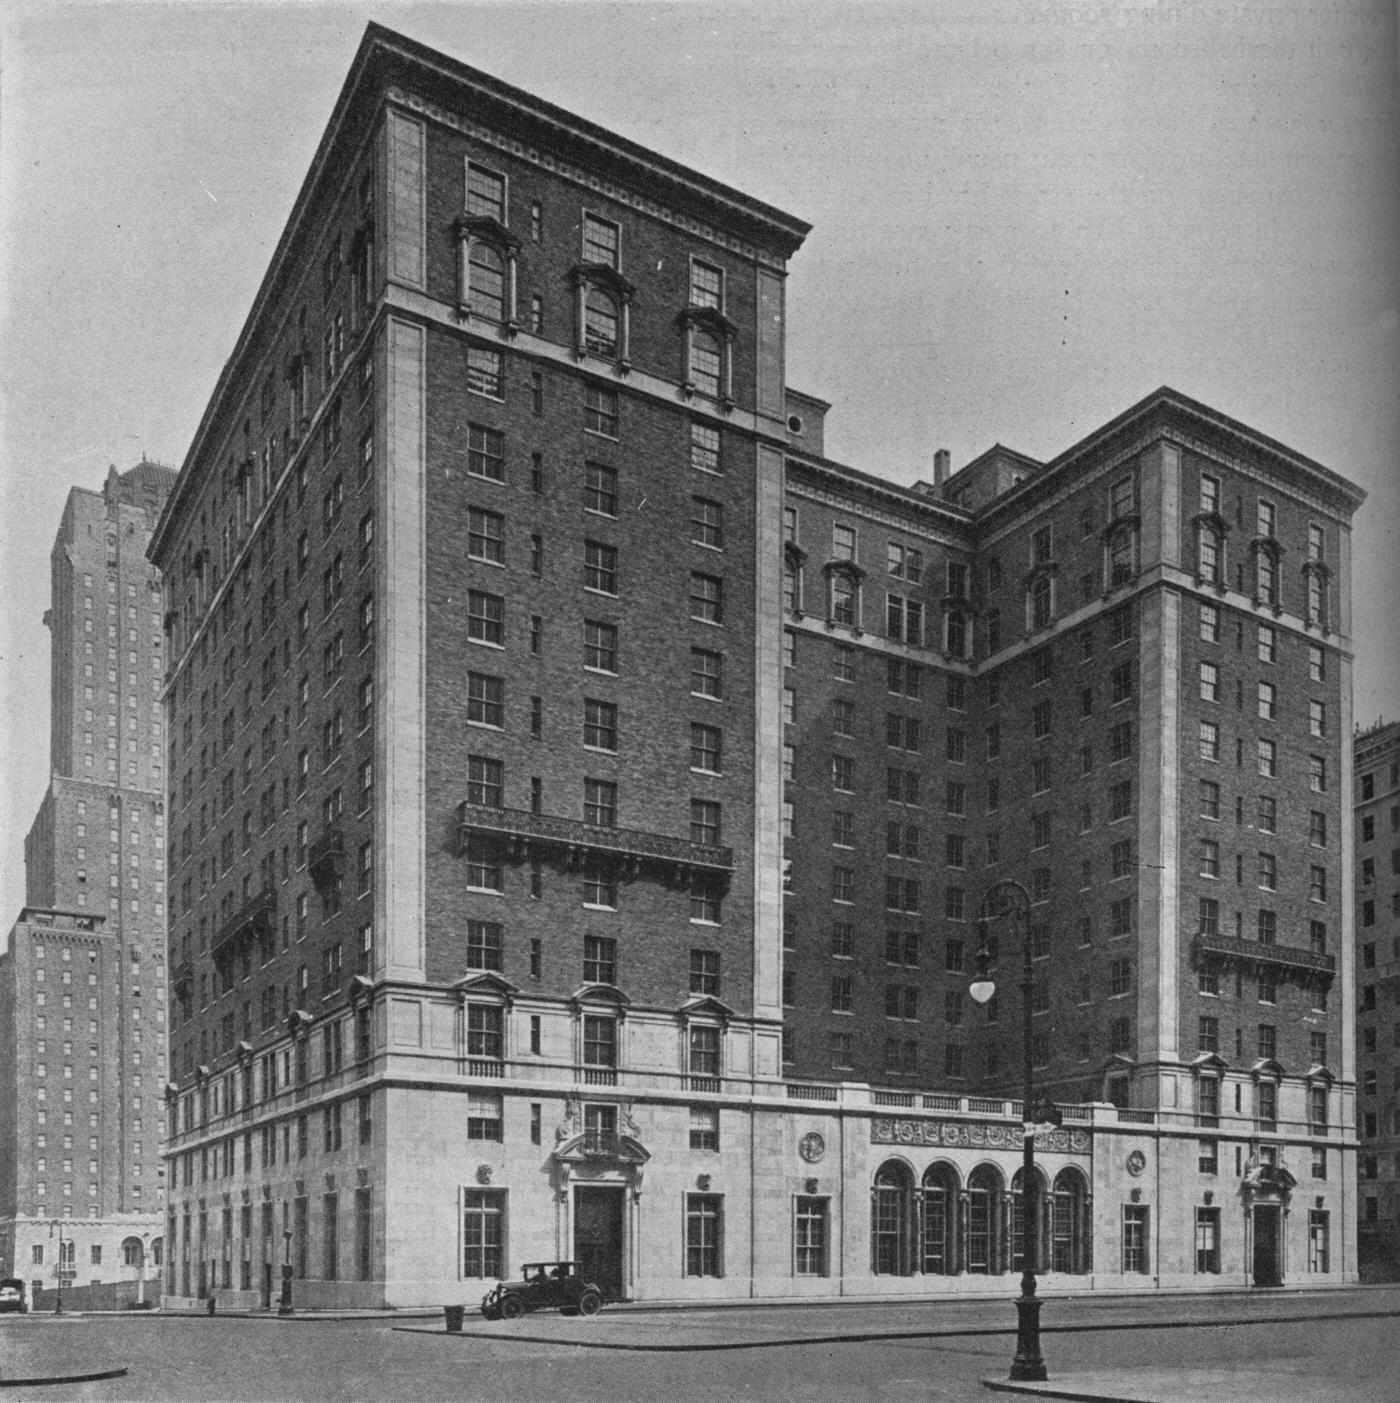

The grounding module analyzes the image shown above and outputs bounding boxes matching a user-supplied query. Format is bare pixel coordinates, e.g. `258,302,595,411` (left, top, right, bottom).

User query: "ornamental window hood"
571,264,636,370
455,215,521,332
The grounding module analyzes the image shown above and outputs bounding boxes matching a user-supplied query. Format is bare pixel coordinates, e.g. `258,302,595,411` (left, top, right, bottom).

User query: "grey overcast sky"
1,0,1397,932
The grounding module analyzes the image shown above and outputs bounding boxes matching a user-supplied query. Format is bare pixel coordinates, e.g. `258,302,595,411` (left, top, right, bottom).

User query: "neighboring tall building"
152,24,1362,1309
0,461,176,1297
1353,720,1400,1280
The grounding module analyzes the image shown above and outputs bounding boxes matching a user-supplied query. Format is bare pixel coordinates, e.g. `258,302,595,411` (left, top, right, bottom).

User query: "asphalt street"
1,1287,1396,1402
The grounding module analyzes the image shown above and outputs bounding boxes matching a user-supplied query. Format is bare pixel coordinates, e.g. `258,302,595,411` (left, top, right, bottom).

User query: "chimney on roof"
933,448,951,486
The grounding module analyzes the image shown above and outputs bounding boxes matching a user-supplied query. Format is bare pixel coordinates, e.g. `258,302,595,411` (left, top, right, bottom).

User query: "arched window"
1256,546,1278,606
1010,1165,1049,1273
1031,574,1053,630
584,287,619,358
921,1163,959,1274
1303,561,1330,629
122,1236,144,1268
1194,513,1228,585
1050,1169,1090,1274
467,243,506,323
945,610,967,658
690,329,722,400
1107,527,1135,587
871,1160,914,1275
966,1164,1005,1274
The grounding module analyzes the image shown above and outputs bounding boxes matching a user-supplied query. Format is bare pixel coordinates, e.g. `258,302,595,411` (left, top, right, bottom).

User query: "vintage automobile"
0,1278,27,1314
480,1262,604,1320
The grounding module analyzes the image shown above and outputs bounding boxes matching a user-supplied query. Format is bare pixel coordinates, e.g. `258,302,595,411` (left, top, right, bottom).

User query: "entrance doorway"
574,1187,624,1301
1252,1205,1282,1286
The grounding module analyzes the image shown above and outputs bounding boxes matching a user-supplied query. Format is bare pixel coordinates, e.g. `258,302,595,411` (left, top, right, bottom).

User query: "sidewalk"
983,1363,1396,1403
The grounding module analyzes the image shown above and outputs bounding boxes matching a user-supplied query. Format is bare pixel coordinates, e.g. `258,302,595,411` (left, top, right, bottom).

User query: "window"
1309,755,1327,793
887,595,924,645
1110,661,1133,704
582,213,619,268
467,673,504,729
467,591,504,647
690,422,720,474
1308,1211,1330,1273
583,699,617,752
1309,865,1327,902
689,1104,719,1152
582,460,618,516
690,258,723,309
685,1195,722,1277
466,756,503,808
583,779,616,828
584,541,618,595
1199,602,1219,642
691,800,722,846
1199,661,1219,702
690,648,721,698
1200,780,1220,820
463,837,501,892
690,573,722,623
466,346,503,398
1195,1208,1220,1274
795,1197,828,1277
691,497,723,549
584,384,618,438
466,1005,504,1061
583,286,619,357
581,934,617,986
582,620,618,675
689,328,722,399
466,921,503,972
1257,739,1276,778
1122,1206,1149,1274
1309,700,1326,737
1199,722,1219,762
690,723,721,773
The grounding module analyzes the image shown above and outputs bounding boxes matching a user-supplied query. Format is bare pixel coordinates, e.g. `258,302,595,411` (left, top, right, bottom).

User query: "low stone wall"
30,1279,153,1312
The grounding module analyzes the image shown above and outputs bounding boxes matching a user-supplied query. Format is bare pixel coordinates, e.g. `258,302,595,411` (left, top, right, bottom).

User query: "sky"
1,0,1397,932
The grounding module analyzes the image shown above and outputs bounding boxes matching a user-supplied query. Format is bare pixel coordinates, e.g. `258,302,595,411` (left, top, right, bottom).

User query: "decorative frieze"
871,1117,1091,1155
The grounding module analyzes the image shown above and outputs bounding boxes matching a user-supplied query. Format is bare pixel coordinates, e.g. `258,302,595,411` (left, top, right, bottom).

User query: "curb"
390,1304,1400,1353
983,1381,1143,1403
0,1367,128,1389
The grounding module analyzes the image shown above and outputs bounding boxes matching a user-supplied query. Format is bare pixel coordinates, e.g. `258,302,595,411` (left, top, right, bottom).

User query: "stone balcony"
212,889,277,966
455,802,733,884
1194,931,1336,980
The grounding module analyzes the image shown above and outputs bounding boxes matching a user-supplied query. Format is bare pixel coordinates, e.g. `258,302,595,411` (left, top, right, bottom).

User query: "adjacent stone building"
151,24,1362,1308
1353,719,1400,1280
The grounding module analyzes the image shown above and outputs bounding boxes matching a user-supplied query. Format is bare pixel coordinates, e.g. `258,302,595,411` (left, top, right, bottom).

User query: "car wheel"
577,1290,602,1316
499,1295,525,1320
480,1305,499,1321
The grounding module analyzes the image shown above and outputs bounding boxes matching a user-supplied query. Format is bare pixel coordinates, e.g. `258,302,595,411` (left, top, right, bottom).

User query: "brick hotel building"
0,461,175,1301
152,24,1362,1307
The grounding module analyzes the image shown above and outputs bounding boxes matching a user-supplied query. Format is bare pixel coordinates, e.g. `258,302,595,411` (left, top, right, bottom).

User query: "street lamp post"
136,1232,149,1308
969,879,1049,1384
48,1220,67,1316
279,1228,294,1316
